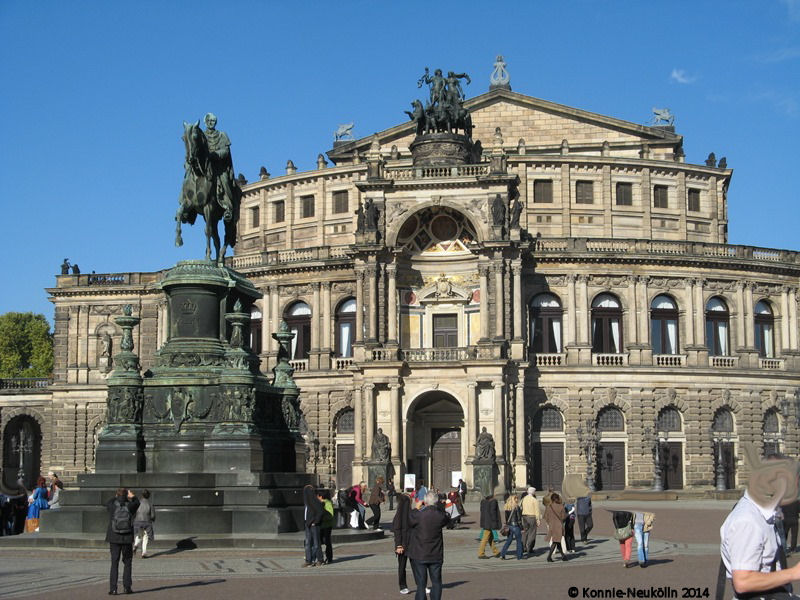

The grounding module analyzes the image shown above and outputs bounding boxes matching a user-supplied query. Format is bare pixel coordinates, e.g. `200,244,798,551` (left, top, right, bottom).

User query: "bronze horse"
175,121,239,263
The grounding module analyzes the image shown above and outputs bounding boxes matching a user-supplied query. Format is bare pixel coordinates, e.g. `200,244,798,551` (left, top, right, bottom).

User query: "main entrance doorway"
407,392,464,491
596,442,626,490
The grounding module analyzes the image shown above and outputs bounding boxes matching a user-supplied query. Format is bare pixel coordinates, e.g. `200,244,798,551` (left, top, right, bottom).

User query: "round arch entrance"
2,415,42,490
406,391,464,493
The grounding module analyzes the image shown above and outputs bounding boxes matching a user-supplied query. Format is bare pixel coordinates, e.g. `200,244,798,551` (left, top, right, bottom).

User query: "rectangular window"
687,189,700,212
332,190,349,214
432,313,458,348
533,180,553,203
616,182,632,206
274,200,285,223
576,181,594,204
653,185,668,209
250,206,260,228
301,195,315,219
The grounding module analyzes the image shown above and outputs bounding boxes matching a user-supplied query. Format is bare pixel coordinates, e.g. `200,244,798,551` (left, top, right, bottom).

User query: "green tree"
0,312,54,378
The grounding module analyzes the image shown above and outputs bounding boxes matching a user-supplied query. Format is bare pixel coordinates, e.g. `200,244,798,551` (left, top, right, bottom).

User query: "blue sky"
1,1,799,325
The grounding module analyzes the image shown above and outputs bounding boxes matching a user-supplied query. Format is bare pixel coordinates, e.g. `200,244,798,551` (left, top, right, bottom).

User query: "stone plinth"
473,461,497,497
409,133,472,166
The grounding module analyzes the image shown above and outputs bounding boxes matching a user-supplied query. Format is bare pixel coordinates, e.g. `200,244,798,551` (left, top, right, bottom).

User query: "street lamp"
711,432,726,491
576,419,597,492
644,426,666,492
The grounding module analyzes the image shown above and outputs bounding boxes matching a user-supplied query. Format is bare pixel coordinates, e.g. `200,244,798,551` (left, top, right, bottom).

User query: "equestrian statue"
175,113,242,264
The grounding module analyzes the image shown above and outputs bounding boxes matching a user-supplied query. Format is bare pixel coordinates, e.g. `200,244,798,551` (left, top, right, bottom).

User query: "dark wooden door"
721,441,736,489
530,442,564,491
662,442,683,490
2,416,41,490
596,442,625,490
433,314,458,348
336,444,354,490
431,429,460,492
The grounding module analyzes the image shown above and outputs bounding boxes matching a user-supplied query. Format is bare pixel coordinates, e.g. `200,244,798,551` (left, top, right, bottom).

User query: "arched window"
249,307,262,354
651,295,679,355
591,293,623,353
755,301,775,358
705,297,730,357
284,301,311,360
657,407,682,432
336,409,355,434
711,408,734,433
334,298,356,358
529,293,562,353
532,407,564,432
597,406,625,432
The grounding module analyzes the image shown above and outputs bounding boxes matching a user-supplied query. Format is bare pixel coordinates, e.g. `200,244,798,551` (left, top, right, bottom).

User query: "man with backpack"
106,488,139,595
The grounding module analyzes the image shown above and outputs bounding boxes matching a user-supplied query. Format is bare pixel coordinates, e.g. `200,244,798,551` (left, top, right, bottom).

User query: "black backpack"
111,500,133,534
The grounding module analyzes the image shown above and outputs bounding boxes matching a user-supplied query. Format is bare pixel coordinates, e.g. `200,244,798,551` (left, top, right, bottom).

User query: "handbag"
500,524,509,536
613,522,632,541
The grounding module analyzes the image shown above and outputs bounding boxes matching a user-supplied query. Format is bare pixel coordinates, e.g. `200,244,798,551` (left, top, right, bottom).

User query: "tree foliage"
0,312,54,378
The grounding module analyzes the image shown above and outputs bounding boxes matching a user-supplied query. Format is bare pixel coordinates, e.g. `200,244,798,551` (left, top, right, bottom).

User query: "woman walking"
633,511,655,567
500,494,524,560
477,492,501,558
612,510,635,567
132,489,156,558
302,485,324,567
544,492,568,562
393,492,412,594
367,476,385,531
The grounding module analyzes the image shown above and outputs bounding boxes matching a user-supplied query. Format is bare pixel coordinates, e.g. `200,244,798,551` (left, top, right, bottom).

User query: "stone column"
390,384,401,464
514,383,526,460
353,385,363,461
368,265,378,343
364,383,375,456
578,275,589,345
355,270,365,344
494,260,504,339
736,282,746,350
694,279,705,346
467,382,478,460
479,263,490,341
387,264,398,344
567,274,577,346
492,381,505,461
638,276,649,344
782,287,791,351
322,282,332,352
684,279,695,346
790,288,798,350
312,283,321,351
626,275,638,345
512,262,523,340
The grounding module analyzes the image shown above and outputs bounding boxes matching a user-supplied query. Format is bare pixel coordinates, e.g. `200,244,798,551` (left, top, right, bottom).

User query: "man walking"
521,487,541,555
106,488,139,595
408,491,449,600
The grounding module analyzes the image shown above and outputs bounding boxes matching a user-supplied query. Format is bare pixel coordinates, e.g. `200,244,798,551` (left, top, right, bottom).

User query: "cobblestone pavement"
0,500,764,599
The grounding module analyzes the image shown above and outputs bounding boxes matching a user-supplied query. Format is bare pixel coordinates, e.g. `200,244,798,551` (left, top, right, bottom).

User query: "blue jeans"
501,524,524,559
634,523,649,564
304,524,322,564
410,559,442,600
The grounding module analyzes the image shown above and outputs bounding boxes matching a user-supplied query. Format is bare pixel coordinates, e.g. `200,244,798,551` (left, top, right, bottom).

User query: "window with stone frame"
653,185,669,209
529,293,562,353
687,188,701,212
334,298,356,358
597,406,624,432
651,295,679,355
705,297,730,357
754,300,775,358
657,407,682,432
249,307,262,354
332,190,349,214
763,409,781,457
274,200,285,223
534,179,553,203
532,406,563,431
576,180,594,204
284,301,311,360
616,182,633,206
591,293,623,353
711,408,734,433
301,195,315,219
250,205,260,228
336,409,355,434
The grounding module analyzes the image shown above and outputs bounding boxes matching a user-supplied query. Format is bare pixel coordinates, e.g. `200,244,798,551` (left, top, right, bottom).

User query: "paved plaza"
0,500,766,599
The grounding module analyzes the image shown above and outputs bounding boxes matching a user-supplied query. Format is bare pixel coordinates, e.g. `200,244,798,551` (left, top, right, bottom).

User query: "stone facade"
2,87,797,495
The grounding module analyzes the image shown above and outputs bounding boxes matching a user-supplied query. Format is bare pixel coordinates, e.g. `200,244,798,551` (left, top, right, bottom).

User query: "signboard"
404,473,416,492
451,471,463,488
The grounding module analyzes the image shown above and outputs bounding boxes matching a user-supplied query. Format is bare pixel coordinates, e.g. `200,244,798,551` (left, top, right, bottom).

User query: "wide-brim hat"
743,442,800,507
562,474,590,500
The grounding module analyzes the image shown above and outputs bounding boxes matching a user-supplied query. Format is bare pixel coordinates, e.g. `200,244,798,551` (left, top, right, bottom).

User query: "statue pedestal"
410,133,471,166
366,461,391,490
472,461,497,498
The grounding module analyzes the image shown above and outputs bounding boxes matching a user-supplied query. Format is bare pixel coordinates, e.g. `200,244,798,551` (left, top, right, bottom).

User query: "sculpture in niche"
475,427,496,461
372,428,390,462
491,194,506,227
509,197,523,229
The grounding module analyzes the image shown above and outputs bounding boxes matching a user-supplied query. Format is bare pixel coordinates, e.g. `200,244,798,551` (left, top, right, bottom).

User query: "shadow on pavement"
147,537,198,558
331,554,373,563
442,580,467,589
135,578,227,593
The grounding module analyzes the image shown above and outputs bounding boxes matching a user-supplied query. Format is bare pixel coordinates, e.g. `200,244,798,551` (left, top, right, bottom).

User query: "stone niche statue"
474,426,496,462
372,427,390,462
509,197,523,229
364,198,379,231
491,194,506,227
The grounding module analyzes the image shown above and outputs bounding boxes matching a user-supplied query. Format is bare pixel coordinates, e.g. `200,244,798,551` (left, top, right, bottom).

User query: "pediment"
327,88,681,164
418,275,472,304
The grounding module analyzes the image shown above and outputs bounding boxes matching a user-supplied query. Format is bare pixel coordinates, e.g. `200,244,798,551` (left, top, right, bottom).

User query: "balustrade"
654,354,686,367
289,359,309,372
593,353,628,367
759,358,784,370
532,353,564,366
0,378,52,390
710,356,738,368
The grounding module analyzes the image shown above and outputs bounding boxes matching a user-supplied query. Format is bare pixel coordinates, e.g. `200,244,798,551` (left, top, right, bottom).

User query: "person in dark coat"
303,484,324,567
407,491,449,600
366,476,385,531
478,492,502,558
783,498,800,554
393,493,412,594
544,492,568,562
106,487,139,595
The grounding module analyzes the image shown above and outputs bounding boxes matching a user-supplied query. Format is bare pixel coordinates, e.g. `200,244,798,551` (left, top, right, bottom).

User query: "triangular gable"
327,88,681,163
